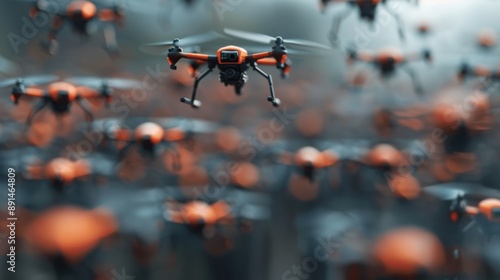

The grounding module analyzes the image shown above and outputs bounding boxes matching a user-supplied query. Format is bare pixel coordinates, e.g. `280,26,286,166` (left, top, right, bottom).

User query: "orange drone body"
183,201,218,225
67,1,97,20
135,122,165,145
294,147,338,169
217,46,249,65
28,158,91,185
366,144,402,168
47,82,79,101
377,48,405,64
373,227,445,276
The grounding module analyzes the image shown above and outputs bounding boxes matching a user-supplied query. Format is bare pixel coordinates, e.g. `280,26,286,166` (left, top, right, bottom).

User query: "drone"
26,0,126,55
92,117,220,161
163,188,270,234
23,206,118,279
143,29,330,108
424,183,500,241
26,157,91,189
458,63,500,91
276,146,339,182
0,75,140,125
346,47,431,94
431,95,491,154
323,0,419,45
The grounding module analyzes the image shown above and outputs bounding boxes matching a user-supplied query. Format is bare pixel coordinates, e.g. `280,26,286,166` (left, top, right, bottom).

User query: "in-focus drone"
0,75,140,125
346,47,431,94
323,0,419,45
143,29,330,108
26,0,126,55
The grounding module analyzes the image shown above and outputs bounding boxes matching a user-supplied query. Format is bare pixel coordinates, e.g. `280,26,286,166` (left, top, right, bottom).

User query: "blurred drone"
142,29,330,108
346,47,431,94
0,75,140,125
432,95,492,154
276,146,338,182
93,117,220,160
26,157,91,189
271,139,427,184
324,0,419,44
458,63,500,91
164,189,270,237
26,0,126,55
22,206,117,277
424,183,500,241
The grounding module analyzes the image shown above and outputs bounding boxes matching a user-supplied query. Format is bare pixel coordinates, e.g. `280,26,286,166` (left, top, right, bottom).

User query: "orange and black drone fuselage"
166,39,291,108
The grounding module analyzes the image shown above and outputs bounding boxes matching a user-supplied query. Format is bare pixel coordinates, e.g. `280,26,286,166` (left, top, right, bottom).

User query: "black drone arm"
11,86,46,104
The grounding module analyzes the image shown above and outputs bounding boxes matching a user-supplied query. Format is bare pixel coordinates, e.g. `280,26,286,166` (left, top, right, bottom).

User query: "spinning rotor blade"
0,75,59,88
140,31,224,53
152,117,220,134
93,0,152,13
90,117,220,136
244,46,326,57
423,183,500,201
15,0,69,14
68,77,141,89
223,28,331,51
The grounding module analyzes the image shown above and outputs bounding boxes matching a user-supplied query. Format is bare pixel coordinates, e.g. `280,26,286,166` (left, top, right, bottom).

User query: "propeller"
68,76,141,89
423,183,500,201
140,31,224,54
68,77,140,106
243,46,324,57
153,117,220,134
0,75,59,88
223,28,331,51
